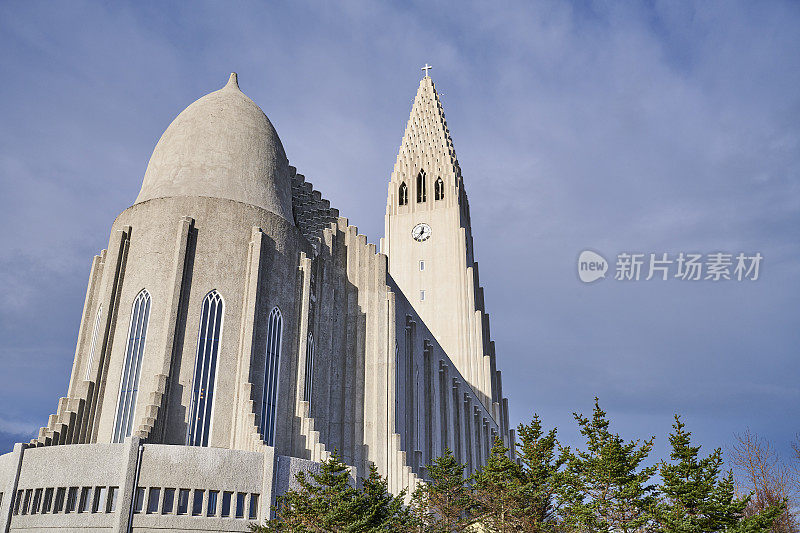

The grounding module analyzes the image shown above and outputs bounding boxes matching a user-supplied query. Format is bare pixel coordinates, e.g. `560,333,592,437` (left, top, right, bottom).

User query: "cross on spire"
421,63,433,77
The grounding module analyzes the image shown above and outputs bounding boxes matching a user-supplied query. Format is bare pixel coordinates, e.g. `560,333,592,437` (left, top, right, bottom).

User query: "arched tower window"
435,177,445,201
187,290,224,447
303,332,314,403
85,305,103,381
260,307,283,446
112,290,151,443
398,182,408,206
416,170,427,203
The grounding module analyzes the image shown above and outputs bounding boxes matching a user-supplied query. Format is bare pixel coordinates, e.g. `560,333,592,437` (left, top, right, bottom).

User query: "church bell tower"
382,70,498,411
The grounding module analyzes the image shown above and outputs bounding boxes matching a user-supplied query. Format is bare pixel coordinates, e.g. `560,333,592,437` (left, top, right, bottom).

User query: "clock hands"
412,223,431,241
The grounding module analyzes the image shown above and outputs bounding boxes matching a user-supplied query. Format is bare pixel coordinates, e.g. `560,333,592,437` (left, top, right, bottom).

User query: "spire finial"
421,63,433,78
225,72,239,90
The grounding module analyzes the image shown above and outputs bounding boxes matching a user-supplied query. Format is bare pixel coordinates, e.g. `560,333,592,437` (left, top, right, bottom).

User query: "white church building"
0,71,513,532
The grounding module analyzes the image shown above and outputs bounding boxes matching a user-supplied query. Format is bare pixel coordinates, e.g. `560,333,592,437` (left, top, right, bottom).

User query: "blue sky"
0,1,798,466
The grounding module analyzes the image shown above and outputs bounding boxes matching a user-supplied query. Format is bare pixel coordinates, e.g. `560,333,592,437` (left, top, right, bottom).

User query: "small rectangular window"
31,488,42,514
235,492,246,518
13,489,22,515
133,487,145,513
249,493,258,519
92,487,106,513
162,488,175,514
22,488,32,514
420,290,425,301
65,487,78,513
42,488,53,513
192,490,204,516
147,487,160,514
78,487,91,513
207,490,218,517
107,487,118,513
420,260,425,271
221,491,232,517
177,489,189,515
0,492,3,510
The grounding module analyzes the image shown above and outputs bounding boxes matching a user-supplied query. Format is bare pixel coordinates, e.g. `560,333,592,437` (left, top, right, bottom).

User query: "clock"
411,223,432,242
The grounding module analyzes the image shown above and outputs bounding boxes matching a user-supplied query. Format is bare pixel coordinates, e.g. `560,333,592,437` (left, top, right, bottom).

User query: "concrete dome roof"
135,73,294,221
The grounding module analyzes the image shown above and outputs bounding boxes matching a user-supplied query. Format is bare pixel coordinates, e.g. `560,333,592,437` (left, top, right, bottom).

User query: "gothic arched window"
260,307,283,446
398,182,408,206
187,290,224,447
416,170,427,203
85,305,102,380
112,290,151,443
303,332,314,403
435,177,445,201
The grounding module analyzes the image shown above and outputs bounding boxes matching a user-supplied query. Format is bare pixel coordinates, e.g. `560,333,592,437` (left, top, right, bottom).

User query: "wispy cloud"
0,418,39,438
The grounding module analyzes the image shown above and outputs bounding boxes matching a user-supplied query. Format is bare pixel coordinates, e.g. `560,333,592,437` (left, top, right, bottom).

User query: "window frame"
147,487,160,514
85,304,103,380
92,487,106,513
191,489,204,516
435,177,445,200
398,181,408,206
112,289,152,443
78,486,91,513
107,487,118,513
162,488,175,515
303,331,314,403
249,493,259,520
65,487,78,513
260,307,283,446
416,170,427,203
176,488,190,515
132,487,145,514
187,290,225,447
42,487,53,513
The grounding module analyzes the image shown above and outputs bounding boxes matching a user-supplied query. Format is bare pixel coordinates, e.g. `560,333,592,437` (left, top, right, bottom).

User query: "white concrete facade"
0,73,513,532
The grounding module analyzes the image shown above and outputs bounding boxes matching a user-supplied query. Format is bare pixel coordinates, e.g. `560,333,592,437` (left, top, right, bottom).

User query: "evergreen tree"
472,437,527,532
350,463,413,532
254,450,410,532
255,450,357,532
411,448,473,532
656,415,784,533
516,414,569,529
560,399,658,532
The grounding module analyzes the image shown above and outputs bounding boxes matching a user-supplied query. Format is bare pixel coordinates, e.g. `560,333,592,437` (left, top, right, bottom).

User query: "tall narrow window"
398,181,408,206
162,488,175,514
113,290,151,443
423,346,433,465
394,343,400,418
303,332,314,403
464,396,473,474
452,381,462,464
439,363,449,455
187,290,224,447
85,305,102,380
474,410,482,466
176,489,189,515
147,488,160,514
107,487,118,513
435,177,444,200
260,307,283,446
416,170,427,203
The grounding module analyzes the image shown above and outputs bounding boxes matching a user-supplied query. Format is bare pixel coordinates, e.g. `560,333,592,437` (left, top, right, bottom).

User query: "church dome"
135,73,294,222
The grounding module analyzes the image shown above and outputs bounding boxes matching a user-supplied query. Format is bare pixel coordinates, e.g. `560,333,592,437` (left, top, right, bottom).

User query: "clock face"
411,223,432,242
